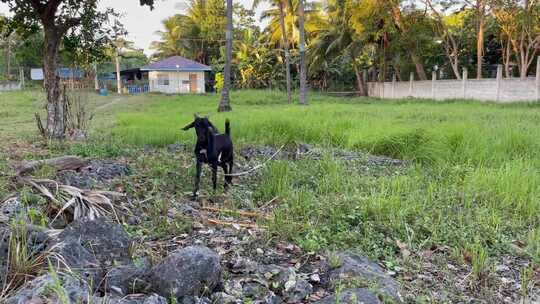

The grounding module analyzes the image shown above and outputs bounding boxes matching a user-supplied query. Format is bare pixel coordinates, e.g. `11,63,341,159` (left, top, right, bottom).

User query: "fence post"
496,64,503,101
462,69,468,99
536,56,540,101
409,72,414,97
431,71,437,99
391,73,396,98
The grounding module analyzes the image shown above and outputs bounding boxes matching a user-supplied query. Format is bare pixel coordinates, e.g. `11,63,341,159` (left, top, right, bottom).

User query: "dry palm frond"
20,178,124,224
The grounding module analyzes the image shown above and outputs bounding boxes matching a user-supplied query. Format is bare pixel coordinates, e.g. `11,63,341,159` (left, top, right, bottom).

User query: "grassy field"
2,89,540,286
110,91,540,262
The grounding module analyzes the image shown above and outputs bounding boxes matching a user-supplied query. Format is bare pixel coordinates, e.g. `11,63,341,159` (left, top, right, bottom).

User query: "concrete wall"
0,82,22,91
148,71,205,94
367,64,540,103
368,78,539,102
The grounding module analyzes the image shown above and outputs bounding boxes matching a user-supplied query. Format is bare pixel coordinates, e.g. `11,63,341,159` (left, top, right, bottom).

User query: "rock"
0,227,9,284
283,278,312,303
48,217,132,284
149,246,221,299
328,252,401,302
0,197,23,224
49,238,102,283
211,292,238,304
313,288,381,304
96,294,167,304
54,217,132,266
5,273,91,304
167,142,184,152
1,225,49,285
56,160,129,189
103,257,152,296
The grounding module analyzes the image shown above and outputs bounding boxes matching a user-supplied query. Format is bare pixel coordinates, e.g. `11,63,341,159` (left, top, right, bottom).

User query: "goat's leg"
193,161,202,197
221,163,229,190
211,163,218,192
225,160,233,188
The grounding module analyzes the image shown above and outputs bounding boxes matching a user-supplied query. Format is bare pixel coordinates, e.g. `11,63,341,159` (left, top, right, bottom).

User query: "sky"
0,0,270,55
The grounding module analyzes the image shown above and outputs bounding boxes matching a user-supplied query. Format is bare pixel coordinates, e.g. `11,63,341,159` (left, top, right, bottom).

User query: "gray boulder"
314,288,381,304
328,252,401,302
148,246,221,299
54,217,132,266
5,273,91,304
103,257,153,296
95,294,167,304
0,227,9,285
49,237,102,284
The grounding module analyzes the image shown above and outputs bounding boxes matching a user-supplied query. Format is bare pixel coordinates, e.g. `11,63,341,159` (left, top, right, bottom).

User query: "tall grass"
96,91,540,259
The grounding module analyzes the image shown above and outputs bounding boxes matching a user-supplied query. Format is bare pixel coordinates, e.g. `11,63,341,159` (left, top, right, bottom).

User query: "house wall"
148,71,206,94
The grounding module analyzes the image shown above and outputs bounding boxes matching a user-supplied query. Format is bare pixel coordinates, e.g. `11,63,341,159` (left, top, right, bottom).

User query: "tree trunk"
5,34,11,80
278,0,293,104
218,0,233,112
353,62,367,96
94,63,100,91
298,0,308,105
43,27,65,139
476,3,485,79
115,52,122,94
411,53,427,80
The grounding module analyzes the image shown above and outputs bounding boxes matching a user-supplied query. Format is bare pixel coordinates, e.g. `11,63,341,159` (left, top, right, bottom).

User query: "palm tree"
218,0,233,112
253,0,293,103
298,0,308,105
150,14,200,59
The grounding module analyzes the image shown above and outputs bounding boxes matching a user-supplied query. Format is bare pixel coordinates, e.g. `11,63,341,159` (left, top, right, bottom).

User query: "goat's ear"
194,113,200,119
182,121,195,131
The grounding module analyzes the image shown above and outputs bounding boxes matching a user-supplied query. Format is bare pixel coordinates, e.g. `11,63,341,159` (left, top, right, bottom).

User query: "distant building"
140,56,211,94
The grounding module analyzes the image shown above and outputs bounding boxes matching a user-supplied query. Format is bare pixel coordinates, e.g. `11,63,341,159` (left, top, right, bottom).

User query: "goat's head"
182,114,217,143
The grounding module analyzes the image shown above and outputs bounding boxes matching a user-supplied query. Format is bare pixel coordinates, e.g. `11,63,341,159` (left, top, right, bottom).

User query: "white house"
140,56,211,94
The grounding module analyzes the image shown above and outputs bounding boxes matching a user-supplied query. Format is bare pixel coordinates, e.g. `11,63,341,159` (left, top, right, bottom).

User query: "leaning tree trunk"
298,0,308,105
43,27,65,139
218,0,233,112
278,0,293,104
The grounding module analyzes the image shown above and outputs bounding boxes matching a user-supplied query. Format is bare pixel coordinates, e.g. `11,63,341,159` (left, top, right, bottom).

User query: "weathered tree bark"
278,0,293,104
15,156,89,176
218,0,233,112
43,26,66,139
298,0,308,105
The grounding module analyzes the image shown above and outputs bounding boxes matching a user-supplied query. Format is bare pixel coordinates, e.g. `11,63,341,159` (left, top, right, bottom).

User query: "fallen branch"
15,155,89,176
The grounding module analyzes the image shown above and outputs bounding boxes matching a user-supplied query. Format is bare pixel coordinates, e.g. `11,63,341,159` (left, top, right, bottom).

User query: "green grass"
4,89,540,264
107,90,540,260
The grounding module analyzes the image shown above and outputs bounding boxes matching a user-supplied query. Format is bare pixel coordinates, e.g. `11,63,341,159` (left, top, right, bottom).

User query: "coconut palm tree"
218,0,233,112
298,0,308,105
253,0,293,103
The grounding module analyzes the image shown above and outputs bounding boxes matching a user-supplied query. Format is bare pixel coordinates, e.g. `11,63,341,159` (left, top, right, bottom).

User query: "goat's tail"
225,119,231,136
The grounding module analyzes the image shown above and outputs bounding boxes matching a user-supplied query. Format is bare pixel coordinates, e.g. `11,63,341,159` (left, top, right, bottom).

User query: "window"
157,74,169,86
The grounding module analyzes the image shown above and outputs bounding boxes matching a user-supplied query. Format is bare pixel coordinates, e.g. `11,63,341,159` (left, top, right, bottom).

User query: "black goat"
182,115,234,196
